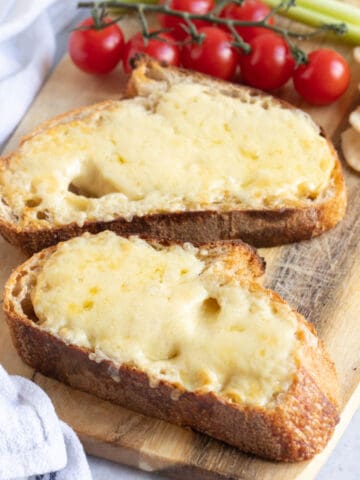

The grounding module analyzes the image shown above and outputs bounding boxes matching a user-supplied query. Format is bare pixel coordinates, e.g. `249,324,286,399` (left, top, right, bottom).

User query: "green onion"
263,0,360,44
297,0,360,24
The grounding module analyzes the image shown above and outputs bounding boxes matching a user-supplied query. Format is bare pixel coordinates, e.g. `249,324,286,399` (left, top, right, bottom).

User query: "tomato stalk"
263,0,360,44
91,5,106,29
77,0,349,63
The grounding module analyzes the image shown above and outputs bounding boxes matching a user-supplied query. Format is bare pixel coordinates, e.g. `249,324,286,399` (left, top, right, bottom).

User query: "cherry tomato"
220,0,274,43
68,17,124,74
159,0,215,41
293,48,350,105
182,26,239,81
239,33,295,90
123,32,180,74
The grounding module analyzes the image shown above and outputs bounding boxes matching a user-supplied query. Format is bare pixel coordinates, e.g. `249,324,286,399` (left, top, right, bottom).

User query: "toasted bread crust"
0,175,346,256
3,241,339,461
0,155,346,256
0,59,347,255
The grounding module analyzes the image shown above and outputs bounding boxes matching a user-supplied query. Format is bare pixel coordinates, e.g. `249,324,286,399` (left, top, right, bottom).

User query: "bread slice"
0,57,346,255
4,231,339,461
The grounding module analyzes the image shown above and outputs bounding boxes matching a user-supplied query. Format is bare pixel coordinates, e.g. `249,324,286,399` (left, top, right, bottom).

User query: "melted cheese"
31,232,298,406
1,82,335,227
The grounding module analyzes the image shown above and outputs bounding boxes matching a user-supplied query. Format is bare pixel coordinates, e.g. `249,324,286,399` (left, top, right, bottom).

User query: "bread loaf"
0,58,346,255
4,231,340,461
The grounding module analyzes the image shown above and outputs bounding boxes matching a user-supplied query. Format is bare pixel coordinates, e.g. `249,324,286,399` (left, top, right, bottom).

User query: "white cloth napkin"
0,5,92,478
0,0,78,150
0,364,92,480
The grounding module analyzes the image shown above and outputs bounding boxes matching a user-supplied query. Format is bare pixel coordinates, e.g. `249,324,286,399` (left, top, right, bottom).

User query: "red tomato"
293,49,350,105
220,0,274,43
68,17,124,74
123,32,180,73
159,0,215,41
181,27,239,81
239,33,295,90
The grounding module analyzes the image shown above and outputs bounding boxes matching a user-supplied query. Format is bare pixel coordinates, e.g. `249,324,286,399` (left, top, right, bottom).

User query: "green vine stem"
77,0,348,64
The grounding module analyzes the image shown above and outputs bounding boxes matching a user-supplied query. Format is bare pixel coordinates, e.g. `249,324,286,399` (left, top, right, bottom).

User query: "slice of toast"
4,231,339,461
0,57,346,255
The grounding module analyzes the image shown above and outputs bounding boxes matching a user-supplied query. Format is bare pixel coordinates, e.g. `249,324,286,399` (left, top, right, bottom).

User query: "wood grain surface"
1,11,360,480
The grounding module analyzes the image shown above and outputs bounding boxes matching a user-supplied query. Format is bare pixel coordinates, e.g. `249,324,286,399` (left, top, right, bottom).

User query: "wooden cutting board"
1,12,360,480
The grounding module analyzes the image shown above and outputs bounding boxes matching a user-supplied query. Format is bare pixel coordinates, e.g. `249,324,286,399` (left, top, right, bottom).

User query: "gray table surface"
50,13,360,480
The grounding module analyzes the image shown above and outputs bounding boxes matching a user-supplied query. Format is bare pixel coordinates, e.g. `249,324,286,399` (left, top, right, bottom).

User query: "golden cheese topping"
1,82,335,227
31,232,299,406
